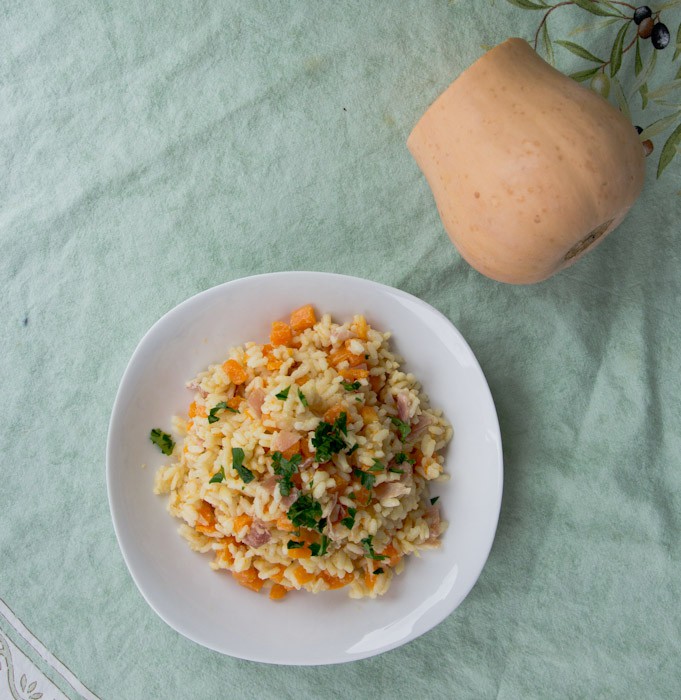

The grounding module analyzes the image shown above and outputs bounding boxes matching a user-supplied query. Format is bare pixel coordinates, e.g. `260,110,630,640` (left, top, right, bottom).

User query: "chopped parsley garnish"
354,468,376,491
275,386,290,400
316,517,327,533
361,535,387,561
340,507,357,530
341,380,361,392
390,417,411,442
231,447,254,483
272,451,301,496
346,443,359,456
395,452,415,465
287,540,305,549
312,412,348,462
335,412,347,435
309,535,329,557
209,466,225,483
430,496,439,505
369,460,384,473
150,429,174,455
208,401,238,423
298,389,308,407
388,467,404,474
373,567,384,575
347,492,356,500
287,494,323,529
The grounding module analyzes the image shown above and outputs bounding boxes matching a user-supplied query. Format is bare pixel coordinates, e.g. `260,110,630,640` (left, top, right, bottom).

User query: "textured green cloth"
2,1,680,698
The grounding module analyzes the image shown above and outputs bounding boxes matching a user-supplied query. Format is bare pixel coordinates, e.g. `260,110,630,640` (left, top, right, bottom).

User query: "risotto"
153,305,452,600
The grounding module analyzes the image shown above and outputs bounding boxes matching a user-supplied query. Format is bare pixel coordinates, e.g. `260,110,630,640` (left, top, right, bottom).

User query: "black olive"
635,126,643,134
633,6,652,25
651,23,670,50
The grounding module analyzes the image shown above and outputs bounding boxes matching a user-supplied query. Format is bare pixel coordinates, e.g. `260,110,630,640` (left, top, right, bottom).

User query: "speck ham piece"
242,518,271,548
247,388,265,417
273,430,300,452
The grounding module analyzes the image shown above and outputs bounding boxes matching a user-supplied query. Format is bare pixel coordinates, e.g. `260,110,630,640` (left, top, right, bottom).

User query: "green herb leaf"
341,507,357,530
570,66,601,82
341,380,361,391
297,389,308,407
389,467,404,474
150,428,175,455
208,401,236,423
287,540,305,549
430,496,440,505
347,492,356,500
361,535,387,561
555,40,604,64
657,123,681,178
309,535,329,557
369,460,384,473
390,417,411,442
272,451,302,496
395,452,415,465
312,415,347,462
316,517,327,533
346,443,359,455
373,568,384,575
209,466,225,483
335,412,347,435
287,494,323,529
231,447,254,483
275,386,290,400
354,468,376,491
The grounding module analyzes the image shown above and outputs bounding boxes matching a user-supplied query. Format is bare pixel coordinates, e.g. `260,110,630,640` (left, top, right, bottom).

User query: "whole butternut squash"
408,39,645,284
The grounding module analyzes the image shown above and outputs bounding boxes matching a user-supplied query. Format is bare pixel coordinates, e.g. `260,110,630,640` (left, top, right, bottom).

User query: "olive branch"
507,0,681,177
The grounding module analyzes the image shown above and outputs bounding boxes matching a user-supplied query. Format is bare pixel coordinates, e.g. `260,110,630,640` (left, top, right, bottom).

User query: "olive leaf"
629,48,657,96
657,0,681,10
610,22,630,77
640,111,681,140
611,78,631,121
505,0,549,9
570,66,601,82
647,80,681,102
555,40,605,63
640,83,649,109
541,22,554,65
569,17,621,37
573,0,624,17
676,63,681,80
657,123,681,178
635,39,643,76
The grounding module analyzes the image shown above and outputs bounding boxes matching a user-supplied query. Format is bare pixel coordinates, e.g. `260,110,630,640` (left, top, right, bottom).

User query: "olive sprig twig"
533,2,632,51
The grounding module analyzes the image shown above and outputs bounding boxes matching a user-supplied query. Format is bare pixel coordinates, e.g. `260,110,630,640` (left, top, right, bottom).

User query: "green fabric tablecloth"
2,1,680,697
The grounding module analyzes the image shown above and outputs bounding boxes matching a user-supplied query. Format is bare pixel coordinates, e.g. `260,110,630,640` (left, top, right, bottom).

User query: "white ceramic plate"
107,272,503,665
